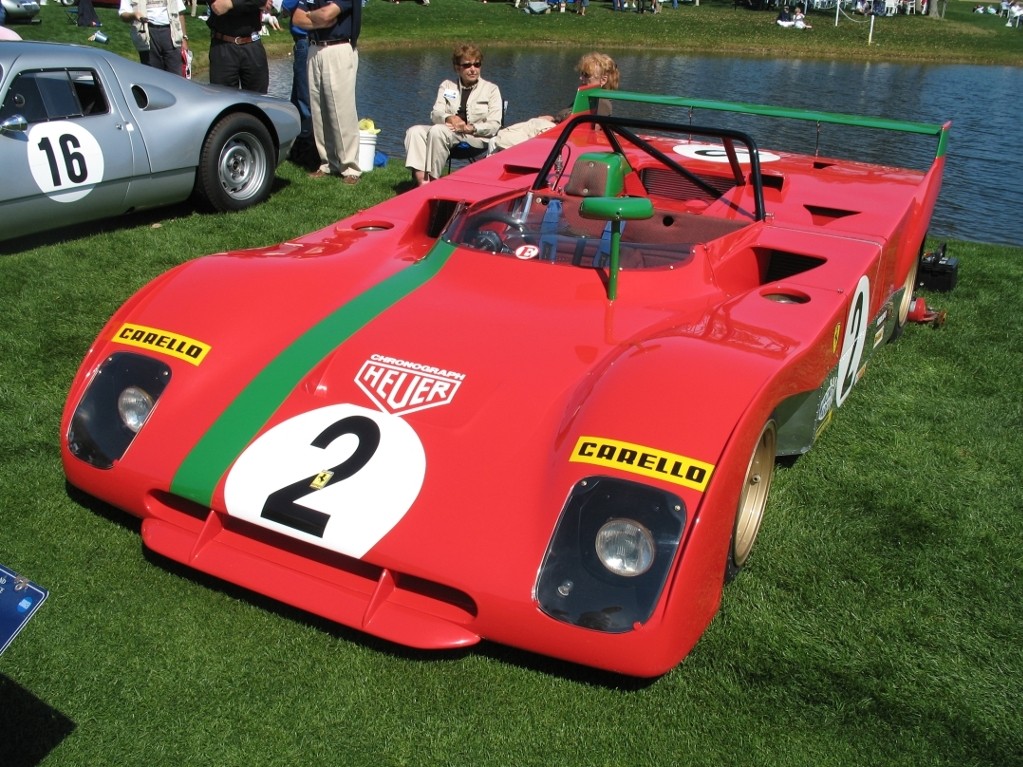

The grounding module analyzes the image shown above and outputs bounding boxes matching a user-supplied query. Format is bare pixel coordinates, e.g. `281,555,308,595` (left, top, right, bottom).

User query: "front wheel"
725,421,777,584
194,113,275,213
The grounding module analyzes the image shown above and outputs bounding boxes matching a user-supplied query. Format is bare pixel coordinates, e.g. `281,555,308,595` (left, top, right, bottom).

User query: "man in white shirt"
120,0,189,75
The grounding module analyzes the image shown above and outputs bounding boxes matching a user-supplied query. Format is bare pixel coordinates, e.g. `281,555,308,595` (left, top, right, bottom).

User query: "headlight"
595,519,655,577
117,385,155,433
67,352,171,469
536,476,685,633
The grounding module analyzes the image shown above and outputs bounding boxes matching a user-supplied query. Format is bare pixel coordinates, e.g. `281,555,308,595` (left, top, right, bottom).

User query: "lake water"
266,48,1023,247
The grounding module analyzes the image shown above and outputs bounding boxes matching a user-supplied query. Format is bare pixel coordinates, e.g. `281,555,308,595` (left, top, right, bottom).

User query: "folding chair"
446,100,507,174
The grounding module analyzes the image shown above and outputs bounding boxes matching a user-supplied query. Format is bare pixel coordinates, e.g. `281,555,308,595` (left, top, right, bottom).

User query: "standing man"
206,0,270,94
281,0,316,167
120,0,188,72
291,0,362,184
117,0,151,65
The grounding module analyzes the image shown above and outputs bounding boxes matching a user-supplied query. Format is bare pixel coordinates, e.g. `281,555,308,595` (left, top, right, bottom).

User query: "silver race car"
0,41,300,243
1,0,41,23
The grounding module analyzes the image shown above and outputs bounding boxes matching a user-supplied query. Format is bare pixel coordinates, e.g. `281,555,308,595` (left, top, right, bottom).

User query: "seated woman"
403,44,504,187
492,53,620,152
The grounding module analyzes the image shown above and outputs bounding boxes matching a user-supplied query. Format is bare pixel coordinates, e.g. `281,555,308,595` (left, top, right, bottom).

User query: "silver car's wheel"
725,421,777,583
194,113,275,213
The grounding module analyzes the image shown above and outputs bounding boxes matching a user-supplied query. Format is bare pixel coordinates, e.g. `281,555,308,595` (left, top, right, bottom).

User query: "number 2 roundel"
224,404,426,559
836,275,871,408
27,120,105,203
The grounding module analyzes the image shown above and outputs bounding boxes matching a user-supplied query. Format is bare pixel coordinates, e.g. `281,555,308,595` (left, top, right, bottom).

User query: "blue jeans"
291,35,312,138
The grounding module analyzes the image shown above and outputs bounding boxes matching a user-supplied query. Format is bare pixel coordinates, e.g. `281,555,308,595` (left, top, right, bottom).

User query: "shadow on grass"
65,482,142,536
0,202,197,255
0,676,76,767
139,541,659,690
0,173,296,255
67,475,661,690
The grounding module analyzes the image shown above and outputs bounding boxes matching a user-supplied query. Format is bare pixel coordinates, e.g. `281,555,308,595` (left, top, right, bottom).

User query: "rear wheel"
194,113,275,213
725,421,777,584
891,242,924,342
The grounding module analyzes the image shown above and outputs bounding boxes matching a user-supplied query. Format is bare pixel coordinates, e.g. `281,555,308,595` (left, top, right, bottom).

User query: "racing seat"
539,152,630,266
564,152,629,198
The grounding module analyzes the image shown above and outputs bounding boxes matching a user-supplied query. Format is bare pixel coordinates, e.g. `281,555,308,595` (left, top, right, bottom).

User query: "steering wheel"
468,212,528,254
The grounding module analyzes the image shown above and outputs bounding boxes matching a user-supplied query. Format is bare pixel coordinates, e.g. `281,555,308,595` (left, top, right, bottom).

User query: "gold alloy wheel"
897,256,920,328
728,421,777,579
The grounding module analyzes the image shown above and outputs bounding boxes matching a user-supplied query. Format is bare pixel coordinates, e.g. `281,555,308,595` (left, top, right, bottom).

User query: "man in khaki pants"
292,0,362,184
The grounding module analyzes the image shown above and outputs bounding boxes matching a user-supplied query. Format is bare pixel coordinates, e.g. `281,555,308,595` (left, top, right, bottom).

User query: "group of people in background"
775,3,811,26
978,0,1023,22
403,47,619,186
3,0,618,192
113,0,364,183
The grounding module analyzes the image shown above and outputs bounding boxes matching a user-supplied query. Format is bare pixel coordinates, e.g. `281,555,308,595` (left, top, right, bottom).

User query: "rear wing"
571,89,951,162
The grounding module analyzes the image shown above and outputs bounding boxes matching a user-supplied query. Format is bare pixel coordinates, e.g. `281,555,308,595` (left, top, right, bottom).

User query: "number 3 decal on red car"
224,404,427,558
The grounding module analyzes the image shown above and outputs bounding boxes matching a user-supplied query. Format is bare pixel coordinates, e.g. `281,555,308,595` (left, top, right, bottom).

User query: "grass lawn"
2,7,1022,766
10,0,1023,66
1,156,1021,767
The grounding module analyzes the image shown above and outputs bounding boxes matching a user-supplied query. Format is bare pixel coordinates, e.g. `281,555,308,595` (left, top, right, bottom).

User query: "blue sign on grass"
0,563,48,655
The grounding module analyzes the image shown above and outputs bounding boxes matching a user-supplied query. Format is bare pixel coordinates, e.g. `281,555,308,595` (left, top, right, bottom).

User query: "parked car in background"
0,41,301,244
1,0,41,24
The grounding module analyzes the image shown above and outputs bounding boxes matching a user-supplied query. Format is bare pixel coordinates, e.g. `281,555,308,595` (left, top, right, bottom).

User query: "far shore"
11,0,1023,68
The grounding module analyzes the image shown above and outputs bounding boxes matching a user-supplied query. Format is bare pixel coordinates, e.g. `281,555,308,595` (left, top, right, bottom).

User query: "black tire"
194,113,275,213
725,421,777,584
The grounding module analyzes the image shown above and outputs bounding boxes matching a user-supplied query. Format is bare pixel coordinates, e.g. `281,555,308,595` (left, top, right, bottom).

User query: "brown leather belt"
212,32,257,45
310,37,350,46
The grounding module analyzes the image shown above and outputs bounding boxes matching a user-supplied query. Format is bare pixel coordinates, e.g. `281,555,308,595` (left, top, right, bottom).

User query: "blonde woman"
493,52,620,151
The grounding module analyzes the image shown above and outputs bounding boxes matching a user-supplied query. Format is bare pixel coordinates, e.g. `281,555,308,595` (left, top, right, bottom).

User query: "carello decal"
570,436,714,492
112,323,211,366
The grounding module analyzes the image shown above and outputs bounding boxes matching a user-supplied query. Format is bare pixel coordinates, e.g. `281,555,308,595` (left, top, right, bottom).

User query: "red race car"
61,91,950,677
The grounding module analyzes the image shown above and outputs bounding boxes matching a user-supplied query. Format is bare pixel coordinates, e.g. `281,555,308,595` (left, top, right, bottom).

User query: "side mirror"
0,115,29,135
578,197,654,300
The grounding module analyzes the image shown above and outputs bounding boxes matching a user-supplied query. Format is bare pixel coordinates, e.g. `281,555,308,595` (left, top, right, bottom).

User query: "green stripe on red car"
170,241,456,505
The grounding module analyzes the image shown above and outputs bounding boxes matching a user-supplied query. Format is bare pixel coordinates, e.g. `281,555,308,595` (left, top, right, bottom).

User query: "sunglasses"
458,61,482,69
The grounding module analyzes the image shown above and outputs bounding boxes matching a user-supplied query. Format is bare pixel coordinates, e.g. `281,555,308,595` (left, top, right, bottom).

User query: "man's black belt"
212,32,258,45
310,37,350,46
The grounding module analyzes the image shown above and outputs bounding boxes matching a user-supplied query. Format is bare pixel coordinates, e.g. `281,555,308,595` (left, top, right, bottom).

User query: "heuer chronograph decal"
27,121,105,203
224,404,426,558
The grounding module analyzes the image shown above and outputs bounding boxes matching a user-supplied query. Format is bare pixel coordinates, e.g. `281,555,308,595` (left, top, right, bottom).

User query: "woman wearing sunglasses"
404,43,504,187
